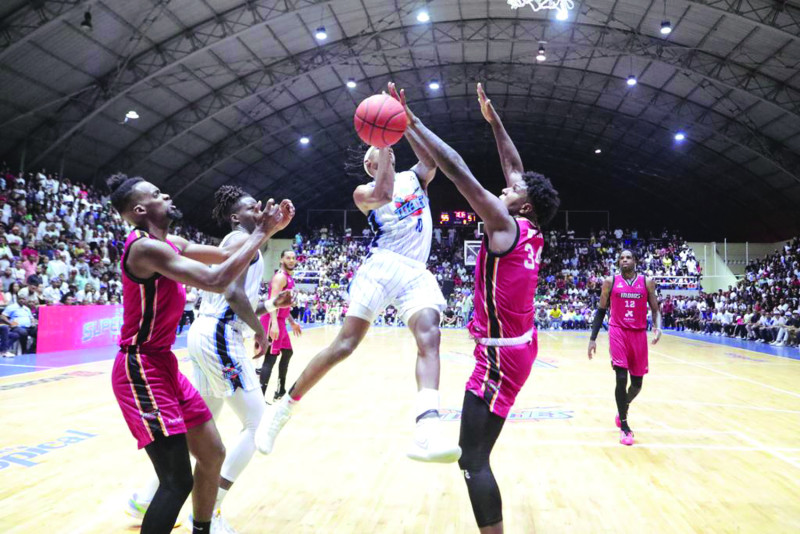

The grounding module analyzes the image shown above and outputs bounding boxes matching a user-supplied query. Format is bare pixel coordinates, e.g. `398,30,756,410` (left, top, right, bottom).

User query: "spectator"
1,296,37,353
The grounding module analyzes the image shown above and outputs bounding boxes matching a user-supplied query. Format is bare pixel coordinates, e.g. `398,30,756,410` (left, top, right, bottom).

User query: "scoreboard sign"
439,211,477,226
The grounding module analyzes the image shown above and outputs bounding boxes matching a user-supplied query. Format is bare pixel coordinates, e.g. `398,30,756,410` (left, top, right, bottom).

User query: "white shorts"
347,249,446,324
187,316,259,398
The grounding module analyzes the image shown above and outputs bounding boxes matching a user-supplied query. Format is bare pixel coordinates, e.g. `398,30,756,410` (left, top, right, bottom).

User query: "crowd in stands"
2,163,794,356
0,164,213,355
665,237,800,348
287,225,705,334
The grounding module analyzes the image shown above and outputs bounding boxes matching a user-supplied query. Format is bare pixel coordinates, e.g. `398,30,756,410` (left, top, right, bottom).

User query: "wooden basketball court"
1,327,798,533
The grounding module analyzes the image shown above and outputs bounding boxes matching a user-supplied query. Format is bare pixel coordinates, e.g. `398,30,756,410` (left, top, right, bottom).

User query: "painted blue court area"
0,333,189,378
666,330,800,361
0,324,329,378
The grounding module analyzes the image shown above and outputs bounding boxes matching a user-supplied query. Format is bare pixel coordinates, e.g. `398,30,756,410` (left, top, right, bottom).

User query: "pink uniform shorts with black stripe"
112,347,212,449
465,336,538,419
269,324,291,354
609,326,649,376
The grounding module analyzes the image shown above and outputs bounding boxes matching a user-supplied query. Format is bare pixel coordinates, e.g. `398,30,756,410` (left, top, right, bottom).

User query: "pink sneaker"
620,430,634,446
615,414,621,429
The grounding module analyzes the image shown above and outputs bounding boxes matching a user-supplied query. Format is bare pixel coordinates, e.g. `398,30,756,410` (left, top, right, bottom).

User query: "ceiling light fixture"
80,11,92,32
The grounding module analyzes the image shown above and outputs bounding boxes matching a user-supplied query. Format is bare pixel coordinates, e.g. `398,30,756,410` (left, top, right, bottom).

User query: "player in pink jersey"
587,250,662,446
106,173,293,534
260,249,302,401
390,83,560,533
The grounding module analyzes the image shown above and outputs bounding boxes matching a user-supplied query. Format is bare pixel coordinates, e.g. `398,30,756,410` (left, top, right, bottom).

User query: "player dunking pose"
588,250,662,446
107,173,293,534
390,83,560,533
260,250,302,402
257,121,461,463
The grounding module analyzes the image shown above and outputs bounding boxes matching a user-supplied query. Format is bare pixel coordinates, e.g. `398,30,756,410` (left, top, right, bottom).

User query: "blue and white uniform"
188,230,264,397
348,170,446,324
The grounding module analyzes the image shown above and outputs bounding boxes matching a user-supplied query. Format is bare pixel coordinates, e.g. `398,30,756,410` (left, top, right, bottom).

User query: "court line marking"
652,350,800,399
525,439,800,453
731,429,800,470
543,394,800,414
0,363,57,369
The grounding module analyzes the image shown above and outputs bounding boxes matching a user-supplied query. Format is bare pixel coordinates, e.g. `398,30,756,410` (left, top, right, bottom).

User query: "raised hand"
253,199,281,235
477,83,499,125
388,82,414,126
278,199,295,231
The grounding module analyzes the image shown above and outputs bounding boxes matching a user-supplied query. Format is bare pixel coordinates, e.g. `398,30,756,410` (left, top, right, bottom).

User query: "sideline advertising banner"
37,305,123,353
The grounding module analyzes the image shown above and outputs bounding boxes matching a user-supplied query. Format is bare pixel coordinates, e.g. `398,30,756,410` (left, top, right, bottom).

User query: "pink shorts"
261,314,292,354
465,336,538,418
112,347,212,449
609,326,649,376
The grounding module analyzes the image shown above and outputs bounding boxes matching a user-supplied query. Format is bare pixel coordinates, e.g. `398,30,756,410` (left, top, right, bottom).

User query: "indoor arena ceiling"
1,0,800,240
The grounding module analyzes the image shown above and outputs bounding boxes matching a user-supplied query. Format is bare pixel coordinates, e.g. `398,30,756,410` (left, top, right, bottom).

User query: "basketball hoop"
507,0,574,13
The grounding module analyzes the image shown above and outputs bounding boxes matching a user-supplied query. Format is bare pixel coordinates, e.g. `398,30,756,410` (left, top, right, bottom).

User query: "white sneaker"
125,492,150,521
213,510,238,534
255,397,293,455
406,416,462,463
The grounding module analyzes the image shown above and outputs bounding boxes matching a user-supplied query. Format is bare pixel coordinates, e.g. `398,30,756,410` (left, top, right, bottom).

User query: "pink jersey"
119,229,186,352
268,270,295,321
468,218,543,340
609,274,648,330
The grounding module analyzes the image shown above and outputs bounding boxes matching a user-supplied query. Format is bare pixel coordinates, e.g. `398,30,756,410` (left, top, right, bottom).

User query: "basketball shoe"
125,493,149,521
615,414,621,428
127,493,182,528
185,510,237,533
620,430,635,446
255,396,293,454
406,415,462,463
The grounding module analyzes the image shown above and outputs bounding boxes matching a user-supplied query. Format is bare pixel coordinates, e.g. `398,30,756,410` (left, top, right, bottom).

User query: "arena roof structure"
1,0,799,239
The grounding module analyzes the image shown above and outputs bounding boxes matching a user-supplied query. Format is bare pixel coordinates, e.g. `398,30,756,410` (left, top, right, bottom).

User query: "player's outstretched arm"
588,276,613,359
406,116,516,245
478,83,524,189
130,199,291,293
647,278,662,345
405,128,437,189
353,147,395,214
218,231,268,356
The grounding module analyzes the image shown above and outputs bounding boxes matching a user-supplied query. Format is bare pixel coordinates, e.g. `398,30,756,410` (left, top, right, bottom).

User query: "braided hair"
212,185,249,227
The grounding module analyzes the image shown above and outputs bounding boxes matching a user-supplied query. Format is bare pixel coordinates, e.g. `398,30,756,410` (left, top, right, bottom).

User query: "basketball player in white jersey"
256,129,461,463
126,185,292,532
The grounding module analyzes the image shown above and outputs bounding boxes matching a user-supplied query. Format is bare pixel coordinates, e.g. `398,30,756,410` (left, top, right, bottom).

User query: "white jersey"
367,170,432,264
197,230,264,332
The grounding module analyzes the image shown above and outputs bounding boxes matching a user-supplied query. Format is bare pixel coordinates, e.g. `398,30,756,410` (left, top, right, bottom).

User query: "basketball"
354,94,407,148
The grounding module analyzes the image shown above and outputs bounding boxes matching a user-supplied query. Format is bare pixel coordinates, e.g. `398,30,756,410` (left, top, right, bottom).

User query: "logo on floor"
439,407,573,422
0,430,97,470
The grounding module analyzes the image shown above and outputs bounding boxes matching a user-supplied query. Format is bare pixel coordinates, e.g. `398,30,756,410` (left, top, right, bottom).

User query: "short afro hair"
521,171,560,227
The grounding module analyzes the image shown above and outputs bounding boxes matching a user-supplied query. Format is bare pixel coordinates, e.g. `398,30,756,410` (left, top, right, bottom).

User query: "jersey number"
415,218,423,233
523,243,541,270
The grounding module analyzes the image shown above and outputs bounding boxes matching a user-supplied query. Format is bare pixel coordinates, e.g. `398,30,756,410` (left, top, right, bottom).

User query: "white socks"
215,488,228,511
415,388,440,421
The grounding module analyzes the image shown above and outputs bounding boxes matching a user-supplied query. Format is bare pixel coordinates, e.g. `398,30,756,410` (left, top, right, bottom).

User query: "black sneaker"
274,389,286,402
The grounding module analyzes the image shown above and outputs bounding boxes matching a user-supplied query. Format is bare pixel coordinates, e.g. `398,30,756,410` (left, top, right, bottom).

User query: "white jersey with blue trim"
367,170,432,264
198,230,264,330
